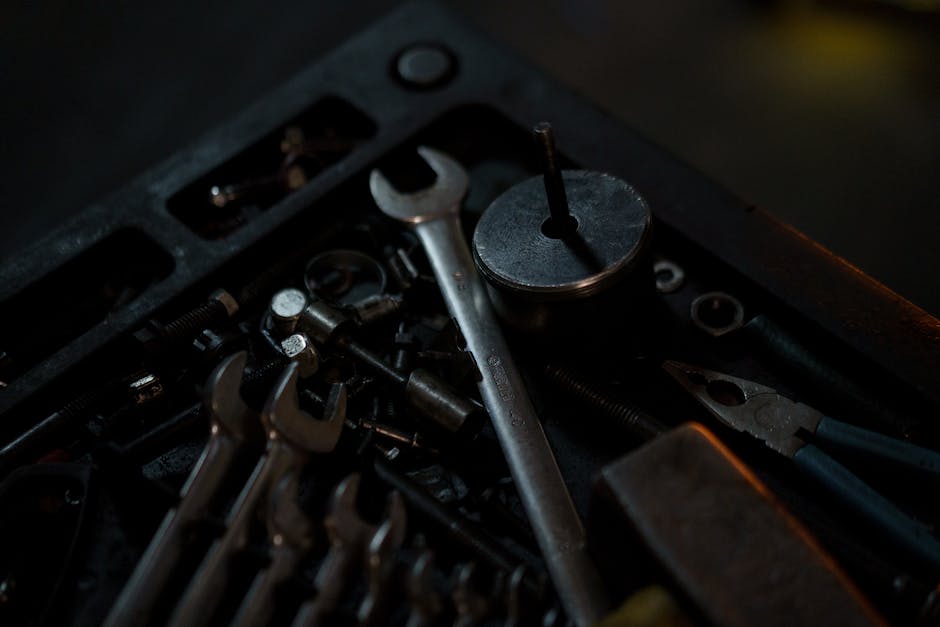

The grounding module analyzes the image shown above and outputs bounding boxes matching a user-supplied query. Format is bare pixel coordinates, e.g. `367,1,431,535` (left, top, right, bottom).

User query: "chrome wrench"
370,147,609,626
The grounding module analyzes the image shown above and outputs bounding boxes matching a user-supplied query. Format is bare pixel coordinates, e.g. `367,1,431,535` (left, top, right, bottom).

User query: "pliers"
663,360,940,574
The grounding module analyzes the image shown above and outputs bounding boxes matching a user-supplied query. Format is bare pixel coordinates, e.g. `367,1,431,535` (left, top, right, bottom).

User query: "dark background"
1,1,938,312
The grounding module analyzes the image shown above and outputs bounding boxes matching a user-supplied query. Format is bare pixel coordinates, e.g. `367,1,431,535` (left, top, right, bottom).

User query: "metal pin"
533,122,575,237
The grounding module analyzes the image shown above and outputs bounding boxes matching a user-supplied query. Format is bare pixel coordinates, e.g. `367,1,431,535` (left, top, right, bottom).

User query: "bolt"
280,333,320,378
358,418,435,453
269,287,308,336
544,363,665,441
137,289,239,351
373,456,541,584
299,300,478,434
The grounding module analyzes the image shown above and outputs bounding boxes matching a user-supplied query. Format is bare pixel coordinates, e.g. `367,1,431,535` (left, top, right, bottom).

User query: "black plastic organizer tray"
1,3,938,626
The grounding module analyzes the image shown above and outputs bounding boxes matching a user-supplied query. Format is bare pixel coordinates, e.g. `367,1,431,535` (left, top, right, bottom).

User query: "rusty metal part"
595,422,886,627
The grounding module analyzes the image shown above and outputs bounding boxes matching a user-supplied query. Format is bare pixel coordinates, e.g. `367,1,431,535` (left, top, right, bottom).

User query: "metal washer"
472,170,652,302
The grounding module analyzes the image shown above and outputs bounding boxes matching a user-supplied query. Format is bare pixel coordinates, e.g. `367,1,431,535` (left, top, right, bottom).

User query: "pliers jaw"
662,361,823,459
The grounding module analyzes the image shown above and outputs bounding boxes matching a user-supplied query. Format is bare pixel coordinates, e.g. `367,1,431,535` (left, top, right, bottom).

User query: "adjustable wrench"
229,472,315,627
370,148,609,626
105,351,260,627
169,364,346,627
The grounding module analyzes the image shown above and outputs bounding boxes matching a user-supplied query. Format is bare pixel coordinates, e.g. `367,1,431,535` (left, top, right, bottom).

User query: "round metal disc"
472,170,652,300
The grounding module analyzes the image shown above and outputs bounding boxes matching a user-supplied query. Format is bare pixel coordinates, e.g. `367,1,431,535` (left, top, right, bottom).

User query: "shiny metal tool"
664,360,940,574
370,147,609,626
169,364,346,627
104,351,260,627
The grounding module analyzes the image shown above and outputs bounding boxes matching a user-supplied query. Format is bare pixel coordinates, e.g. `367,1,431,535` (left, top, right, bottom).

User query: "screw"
544,363,665,441
136,289,239,350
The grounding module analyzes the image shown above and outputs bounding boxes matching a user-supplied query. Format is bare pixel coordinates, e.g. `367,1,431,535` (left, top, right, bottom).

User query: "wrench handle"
414,216,609,626
104,434,241,627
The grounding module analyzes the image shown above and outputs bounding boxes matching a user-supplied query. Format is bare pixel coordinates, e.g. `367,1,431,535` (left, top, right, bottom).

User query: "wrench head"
264,364,346,454
267,473,314,549
325,473,375,542
369,146,469,224
203,351,257,439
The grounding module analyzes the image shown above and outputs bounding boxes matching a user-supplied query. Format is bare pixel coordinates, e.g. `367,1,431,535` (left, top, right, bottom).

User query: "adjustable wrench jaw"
369,146,469,224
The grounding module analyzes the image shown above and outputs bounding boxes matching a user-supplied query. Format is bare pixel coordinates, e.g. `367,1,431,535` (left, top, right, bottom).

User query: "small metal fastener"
653,260,685,293
270,288,309,335
690,292,744,337
280,334,320,378
395,44,455,89
209,289,240,317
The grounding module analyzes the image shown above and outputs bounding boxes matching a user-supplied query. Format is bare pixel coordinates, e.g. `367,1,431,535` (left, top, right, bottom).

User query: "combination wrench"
169,363,346,627
370,147,609,626
104,351,261,627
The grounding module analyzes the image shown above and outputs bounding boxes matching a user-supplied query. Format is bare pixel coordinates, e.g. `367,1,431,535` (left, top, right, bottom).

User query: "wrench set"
2,3,940,626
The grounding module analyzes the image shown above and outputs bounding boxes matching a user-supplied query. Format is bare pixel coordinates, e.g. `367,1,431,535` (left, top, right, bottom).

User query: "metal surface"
690,292,745,338
596,423,885,627
663,360,820,458
270,287,308,335
473,170,652,300
168,365,346,627
370,146,609,626
104,351,260,627
291,475,405,627
1,1,937,428
230,473,315,627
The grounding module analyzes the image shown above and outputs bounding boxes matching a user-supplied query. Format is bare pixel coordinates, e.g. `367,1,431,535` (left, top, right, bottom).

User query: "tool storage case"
2,2,939,625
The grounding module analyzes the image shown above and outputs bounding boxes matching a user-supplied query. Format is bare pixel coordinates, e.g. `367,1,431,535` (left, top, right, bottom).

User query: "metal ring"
690,292,744,337
654,260,685,293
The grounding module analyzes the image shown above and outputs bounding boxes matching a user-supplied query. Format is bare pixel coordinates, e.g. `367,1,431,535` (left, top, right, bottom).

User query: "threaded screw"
161,289,239,341
544,363,665,441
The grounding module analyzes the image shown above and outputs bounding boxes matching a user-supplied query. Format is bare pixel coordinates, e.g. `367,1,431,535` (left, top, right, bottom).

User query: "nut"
280,333,320,378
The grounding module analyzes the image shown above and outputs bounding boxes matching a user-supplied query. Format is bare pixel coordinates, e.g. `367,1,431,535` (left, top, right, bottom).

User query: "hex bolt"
299,300,478,434
269,288,308,336
280,333,320,378
544,363,665,441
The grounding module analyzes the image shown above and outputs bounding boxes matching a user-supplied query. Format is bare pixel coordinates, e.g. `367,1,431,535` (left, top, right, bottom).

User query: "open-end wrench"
406,550,444,627
229,472,315,627
371,148,609,626
357,496,408,626
292,475,405,627
169,364,346,627
105,351,261,627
